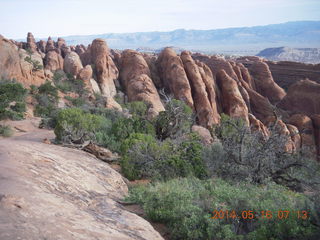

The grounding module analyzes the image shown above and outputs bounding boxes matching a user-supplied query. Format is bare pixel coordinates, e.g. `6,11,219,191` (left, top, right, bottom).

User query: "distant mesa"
257,47,320,64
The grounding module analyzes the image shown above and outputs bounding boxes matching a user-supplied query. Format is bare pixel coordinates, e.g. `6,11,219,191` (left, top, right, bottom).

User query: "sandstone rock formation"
120,50,164,118
64,52,83,78
249,61,286,104
89,39,121,110
77,65,98,94
289,114,316,153
0,36,45,86
0,121,163,240
44,49,64,72
45,37,55,53
191,125,213,145
26,32,37,53
196,60,221,122
157,48,194,108
181,51,218,127
37,40,46,53
279,79,320,116
286,124,301,151
216,70,249,125
248,113,269,138
90,39,118,98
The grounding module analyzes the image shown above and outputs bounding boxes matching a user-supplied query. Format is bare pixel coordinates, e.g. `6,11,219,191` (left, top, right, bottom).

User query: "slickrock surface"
0,119,163,240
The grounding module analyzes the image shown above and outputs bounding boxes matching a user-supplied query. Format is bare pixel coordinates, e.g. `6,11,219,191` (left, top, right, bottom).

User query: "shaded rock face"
44,50,64,72
37,40,46,53
248,113,269,138
90,39,118,98
157,48,194,108
216,70,249,125
77,65,97,94
0,123,163,240
264,116,296,152
194,54,238,81
143,54,163,89
249,61,286,104
278,79,320,116
286,124,302,152
289,114,316,154
0,36,45,86
266,61,320,90
181,51,218,127
120,50,165,118
196,60,221,123
64,52,83,78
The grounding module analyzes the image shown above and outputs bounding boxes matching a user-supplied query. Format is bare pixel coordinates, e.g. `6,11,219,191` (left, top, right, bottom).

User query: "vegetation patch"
0,80,27,120
0,124,13,137
126,178,319,240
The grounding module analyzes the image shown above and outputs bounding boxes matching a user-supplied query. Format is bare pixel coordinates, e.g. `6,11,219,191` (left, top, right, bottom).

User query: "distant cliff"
257,47,320,64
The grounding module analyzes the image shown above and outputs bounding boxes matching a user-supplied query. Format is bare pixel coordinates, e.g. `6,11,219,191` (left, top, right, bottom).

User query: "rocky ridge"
1,32,320,239
1,32,320,158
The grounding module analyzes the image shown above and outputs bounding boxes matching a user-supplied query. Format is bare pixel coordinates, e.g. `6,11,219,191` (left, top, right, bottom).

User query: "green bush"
54,108,105,143
0,81,27,120
34,81,60,128
124,101,148,117
64,96,87,107
37,81,59,101
126,178,319,240
0,125,13,137
53,71,87,96
121,133,207,180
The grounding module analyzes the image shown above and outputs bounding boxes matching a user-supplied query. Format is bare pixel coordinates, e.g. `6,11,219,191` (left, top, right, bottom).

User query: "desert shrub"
124,101,148,117
126,178,318,240
121,133,207,180
94,115,155,153
37,81,59,101
64,96,87,107
0,81,27,120
0,125,13,137
29,84,38,95
54,108,105,143
88,107,125,122
204,114,320,191
155,99,194,140
53,71,87,96
34,81,60,127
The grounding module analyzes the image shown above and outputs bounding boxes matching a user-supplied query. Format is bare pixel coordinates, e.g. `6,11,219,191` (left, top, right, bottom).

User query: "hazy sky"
1,0,319,39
